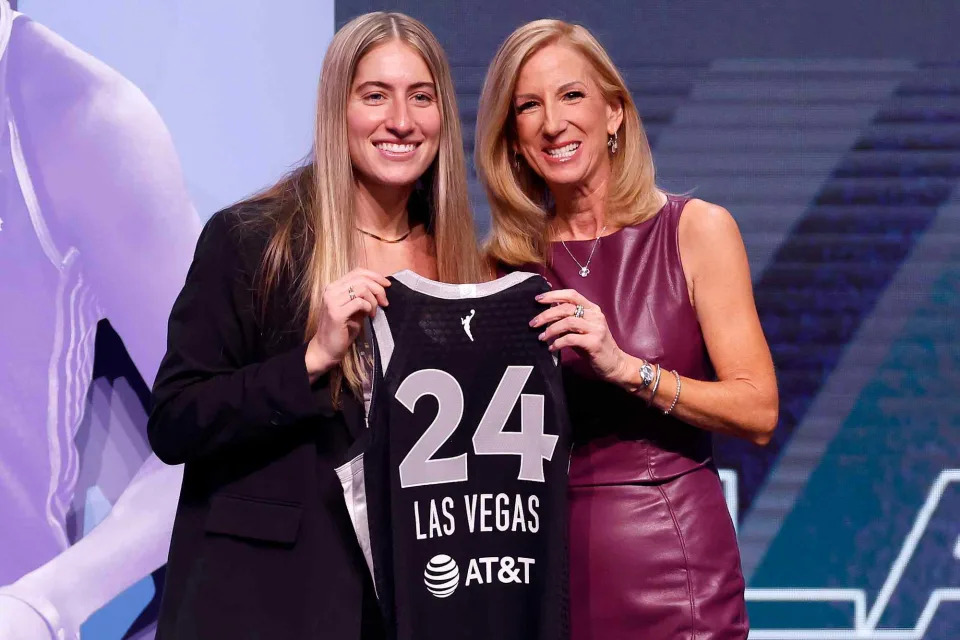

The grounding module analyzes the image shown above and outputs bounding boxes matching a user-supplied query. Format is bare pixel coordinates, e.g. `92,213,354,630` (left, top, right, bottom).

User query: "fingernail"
528,319,536,327
538,332,545,340
535,294,544,301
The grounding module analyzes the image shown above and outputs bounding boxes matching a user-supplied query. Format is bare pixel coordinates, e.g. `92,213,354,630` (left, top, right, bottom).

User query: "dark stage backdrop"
337,2,960,637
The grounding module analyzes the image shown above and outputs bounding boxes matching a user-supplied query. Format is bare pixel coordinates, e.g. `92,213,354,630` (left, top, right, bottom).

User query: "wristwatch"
639,360,655,388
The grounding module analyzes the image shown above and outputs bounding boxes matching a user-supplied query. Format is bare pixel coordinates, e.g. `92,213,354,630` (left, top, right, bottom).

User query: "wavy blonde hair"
476,19,663,267
249,12,485,402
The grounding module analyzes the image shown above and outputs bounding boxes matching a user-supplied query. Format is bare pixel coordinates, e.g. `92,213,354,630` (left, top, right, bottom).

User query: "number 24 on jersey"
397,366,559,488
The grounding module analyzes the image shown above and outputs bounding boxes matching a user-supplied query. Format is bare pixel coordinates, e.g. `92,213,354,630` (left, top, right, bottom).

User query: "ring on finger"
573,304,585,319
348,286,357,301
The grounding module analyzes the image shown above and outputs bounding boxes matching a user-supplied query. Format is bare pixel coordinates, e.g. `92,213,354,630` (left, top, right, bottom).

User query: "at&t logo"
423,554,536,598
424,554,460,598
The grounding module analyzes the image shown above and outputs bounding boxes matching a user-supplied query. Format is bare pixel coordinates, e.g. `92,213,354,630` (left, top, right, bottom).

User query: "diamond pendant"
579,266,590,277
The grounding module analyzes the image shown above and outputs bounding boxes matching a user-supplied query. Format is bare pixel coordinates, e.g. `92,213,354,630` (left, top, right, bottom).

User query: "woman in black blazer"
147,12,487,639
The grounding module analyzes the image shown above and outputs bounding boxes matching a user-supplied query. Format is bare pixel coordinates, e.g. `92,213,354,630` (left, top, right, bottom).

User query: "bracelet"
664,369,681,415
647,364,662,407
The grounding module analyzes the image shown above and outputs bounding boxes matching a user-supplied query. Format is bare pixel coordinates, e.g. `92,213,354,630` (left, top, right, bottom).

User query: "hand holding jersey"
530,288,630,383
306,269,392,382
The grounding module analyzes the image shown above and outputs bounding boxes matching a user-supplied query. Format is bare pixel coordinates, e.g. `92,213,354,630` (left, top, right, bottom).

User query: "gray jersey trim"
334,454,376,594
367,311,395,427
371,306,395,376
391,270,538,300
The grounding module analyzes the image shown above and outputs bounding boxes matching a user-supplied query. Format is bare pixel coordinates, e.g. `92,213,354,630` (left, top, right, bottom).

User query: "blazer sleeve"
147,209,334,465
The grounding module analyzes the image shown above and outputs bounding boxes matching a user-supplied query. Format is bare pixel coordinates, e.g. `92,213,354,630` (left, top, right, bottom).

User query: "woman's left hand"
531,289,629,383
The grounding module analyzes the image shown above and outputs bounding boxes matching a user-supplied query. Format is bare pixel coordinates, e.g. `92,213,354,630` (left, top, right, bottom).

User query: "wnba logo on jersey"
460,309,476,342
424,554,460,598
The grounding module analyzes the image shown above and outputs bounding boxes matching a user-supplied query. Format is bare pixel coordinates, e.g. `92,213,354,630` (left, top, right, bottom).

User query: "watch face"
640,362,655,387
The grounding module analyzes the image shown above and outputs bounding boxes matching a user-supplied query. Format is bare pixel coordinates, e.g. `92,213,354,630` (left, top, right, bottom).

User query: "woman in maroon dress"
475,20,779,640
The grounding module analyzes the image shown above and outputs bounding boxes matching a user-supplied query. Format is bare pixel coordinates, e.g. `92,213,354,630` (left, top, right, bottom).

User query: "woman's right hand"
305,269,391,382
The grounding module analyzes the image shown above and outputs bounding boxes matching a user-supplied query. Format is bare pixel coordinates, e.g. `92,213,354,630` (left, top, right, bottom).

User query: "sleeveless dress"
535,195,748,639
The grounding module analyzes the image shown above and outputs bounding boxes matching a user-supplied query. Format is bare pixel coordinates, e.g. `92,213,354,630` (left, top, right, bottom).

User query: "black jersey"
336,270,570,640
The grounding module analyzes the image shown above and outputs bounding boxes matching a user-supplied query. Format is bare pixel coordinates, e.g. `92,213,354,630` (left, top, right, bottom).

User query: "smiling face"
347,39,441,192
512,42,623,192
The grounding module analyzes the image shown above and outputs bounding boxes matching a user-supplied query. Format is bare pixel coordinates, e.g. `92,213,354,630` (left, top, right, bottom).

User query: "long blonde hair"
248,12,485,402
476,19,662,267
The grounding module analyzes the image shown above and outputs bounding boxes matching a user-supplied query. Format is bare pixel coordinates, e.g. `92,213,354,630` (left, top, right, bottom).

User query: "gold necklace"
356,226,412,244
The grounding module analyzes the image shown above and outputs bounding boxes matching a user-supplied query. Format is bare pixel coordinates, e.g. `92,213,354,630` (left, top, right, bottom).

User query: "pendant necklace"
560,225,607,277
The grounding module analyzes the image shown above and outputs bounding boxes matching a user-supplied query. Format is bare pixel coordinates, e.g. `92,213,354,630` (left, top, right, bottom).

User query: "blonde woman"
147,12,485,639
476,20,778,640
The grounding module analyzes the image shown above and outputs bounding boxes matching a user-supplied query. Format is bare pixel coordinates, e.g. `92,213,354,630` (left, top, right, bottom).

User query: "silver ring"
573,304,585,319
348,286,356,301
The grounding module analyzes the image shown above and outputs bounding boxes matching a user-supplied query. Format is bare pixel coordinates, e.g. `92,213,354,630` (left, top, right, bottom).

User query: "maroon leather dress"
537,196,748,639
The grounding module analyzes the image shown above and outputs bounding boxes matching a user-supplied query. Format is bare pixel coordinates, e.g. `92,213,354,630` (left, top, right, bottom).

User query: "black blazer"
148,204,381,639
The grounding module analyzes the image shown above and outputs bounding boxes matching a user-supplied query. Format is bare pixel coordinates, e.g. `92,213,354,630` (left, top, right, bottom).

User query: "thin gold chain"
355,226,412,244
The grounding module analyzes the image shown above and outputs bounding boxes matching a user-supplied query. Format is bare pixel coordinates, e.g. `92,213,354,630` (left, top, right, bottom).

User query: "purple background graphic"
344,1,959,637
0,1,334,638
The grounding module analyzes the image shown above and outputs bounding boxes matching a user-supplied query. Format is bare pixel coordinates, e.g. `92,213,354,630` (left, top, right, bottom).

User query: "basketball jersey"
0,2,102,585
337,270,571,640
